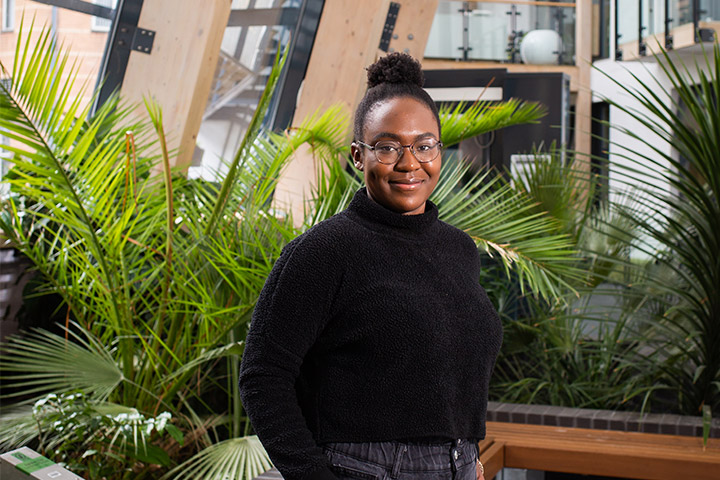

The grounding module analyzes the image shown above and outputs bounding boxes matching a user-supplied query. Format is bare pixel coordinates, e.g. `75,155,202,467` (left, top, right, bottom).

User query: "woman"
239,53,502,480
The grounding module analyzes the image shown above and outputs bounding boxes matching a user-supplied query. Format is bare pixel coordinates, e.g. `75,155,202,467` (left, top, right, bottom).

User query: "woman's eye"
415,143,434,152
377,144,398,152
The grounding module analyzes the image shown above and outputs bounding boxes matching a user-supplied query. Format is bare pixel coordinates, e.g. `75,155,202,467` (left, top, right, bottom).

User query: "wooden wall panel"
575,0,592,165
385,0,439,58
274,0,390,221
120,0,232,169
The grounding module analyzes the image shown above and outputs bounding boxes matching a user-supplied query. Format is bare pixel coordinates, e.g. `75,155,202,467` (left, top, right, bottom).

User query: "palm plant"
1,23,584,479
593,42,720,416
483,149,651,410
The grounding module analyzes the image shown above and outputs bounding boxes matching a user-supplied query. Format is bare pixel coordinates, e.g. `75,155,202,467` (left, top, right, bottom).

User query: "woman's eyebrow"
369,132,438,143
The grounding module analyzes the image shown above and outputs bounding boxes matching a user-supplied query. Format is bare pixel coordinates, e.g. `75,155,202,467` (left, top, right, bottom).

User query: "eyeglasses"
355,138,443,165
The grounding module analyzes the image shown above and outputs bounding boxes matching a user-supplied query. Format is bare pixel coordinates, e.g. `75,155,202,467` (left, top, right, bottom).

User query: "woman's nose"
394,146,421,171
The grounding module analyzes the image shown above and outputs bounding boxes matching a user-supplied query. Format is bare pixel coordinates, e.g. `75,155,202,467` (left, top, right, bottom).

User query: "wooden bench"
479,421,720,480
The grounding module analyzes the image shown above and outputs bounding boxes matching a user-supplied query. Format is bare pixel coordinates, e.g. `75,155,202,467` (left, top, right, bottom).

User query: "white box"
0,447,83,480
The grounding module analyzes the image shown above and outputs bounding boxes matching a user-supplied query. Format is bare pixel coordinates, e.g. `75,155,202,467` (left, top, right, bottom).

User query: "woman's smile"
389,177,424,190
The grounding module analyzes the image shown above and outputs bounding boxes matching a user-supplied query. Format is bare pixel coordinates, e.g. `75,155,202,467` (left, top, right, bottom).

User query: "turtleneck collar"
347,187,438,234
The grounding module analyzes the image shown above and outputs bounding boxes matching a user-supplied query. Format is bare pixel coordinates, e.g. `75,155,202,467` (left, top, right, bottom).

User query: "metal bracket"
116,24,155,54
379,2,400,52
615,48,623,61
697,28,716,43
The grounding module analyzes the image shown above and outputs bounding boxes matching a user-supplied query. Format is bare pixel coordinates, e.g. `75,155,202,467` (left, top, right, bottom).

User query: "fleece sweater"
238,188,503,480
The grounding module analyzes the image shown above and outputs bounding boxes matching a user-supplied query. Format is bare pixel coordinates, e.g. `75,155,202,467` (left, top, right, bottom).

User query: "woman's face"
351,96,441,215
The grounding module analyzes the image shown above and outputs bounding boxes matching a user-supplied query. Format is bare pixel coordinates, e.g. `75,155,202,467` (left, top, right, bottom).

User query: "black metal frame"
267,0,325,131
614,0,622,60
638,0,647,56
92,0,144,113
665,0,673,49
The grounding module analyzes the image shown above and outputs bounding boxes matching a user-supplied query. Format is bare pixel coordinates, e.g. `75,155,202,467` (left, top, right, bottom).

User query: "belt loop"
449,439,460,476
390,443,407,479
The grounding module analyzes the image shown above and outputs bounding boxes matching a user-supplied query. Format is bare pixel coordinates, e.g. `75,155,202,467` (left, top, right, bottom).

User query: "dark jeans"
322,439,477,480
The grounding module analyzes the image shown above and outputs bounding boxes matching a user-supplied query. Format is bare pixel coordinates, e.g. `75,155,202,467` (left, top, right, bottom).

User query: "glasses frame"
355,139,443,165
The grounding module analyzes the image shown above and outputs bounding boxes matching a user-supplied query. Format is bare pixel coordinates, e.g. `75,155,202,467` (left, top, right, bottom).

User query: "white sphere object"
520,29,562,65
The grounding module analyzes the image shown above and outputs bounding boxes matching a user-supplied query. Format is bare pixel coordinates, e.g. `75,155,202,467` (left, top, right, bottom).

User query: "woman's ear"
350,142,364,171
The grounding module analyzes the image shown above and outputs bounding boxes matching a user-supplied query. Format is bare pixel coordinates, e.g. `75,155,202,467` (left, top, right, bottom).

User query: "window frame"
91,0,116,32
2,0,15,32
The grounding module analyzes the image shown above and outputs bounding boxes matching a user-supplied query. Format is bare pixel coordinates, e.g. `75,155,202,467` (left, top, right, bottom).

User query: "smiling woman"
239,53,501,480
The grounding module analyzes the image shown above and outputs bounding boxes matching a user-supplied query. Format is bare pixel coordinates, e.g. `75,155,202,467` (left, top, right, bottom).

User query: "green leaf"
161,436,272,480
165,423,184,446
702,405,711,449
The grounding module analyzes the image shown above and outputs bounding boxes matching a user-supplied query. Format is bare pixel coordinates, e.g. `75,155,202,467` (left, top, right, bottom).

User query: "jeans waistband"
323,438,477,474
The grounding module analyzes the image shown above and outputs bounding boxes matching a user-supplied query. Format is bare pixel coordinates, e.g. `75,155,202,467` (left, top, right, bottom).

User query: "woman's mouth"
390,179,424,190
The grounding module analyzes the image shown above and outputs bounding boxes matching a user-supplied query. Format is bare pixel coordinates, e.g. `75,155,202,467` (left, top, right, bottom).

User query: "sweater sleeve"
239,232,341,480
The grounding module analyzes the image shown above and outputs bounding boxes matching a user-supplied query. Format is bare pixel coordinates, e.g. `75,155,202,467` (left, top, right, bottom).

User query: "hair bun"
366,52,424,89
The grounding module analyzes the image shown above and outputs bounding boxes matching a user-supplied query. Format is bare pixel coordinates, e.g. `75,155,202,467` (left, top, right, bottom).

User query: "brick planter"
487,401,720,438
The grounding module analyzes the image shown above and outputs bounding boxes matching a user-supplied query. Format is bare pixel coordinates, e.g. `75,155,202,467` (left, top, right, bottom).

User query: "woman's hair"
353,52,441,142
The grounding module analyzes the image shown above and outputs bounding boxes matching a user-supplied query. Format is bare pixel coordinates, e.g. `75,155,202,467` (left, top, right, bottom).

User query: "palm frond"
439,98,546,148
432,154,584,300
0,325,122,403
0,407,38,450
161,436,272,480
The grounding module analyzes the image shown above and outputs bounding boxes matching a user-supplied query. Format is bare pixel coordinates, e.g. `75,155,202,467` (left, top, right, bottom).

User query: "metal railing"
424,1,576,65
615,0,719,60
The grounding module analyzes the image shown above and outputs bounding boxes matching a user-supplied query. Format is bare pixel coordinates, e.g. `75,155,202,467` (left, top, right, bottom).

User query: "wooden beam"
487,422,720,480
574,0,592,166
274,0,390,221
291,0,391,129
120,0,232,169
478,439,505,480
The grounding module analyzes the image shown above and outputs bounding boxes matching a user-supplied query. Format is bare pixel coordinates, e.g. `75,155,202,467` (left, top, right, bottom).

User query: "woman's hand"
476,459,485,480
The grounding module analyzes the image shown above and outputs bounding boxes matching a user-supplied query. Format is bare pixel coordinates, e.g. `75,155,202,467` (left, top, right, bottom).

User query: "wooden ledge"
479,421,720,480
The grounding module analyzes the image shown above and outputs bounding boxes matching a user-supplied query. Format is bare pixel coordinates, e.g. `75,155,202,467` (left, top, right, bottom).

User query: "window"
91,0,116,32
2,0,15,32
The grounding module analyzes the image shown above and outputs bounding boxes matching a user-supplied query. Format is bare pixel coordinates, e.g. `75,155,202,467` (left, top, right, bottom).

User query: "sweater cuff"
301,466,338,480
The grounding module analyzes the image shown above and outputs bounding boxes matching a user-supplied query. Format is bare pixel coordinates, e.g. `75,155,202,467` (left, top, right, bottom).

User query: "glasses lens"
374,141,401,164
412,139,441,163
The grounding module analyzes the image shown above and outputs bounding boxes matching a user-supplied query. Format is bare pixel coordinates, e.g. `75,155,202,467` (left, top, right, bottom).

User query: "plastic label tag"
16,456,56,474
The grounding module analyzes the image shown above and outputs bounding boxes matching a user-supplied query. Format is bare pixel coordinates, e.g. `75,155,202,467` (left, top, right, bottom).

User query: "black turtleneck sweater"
238,188,502,480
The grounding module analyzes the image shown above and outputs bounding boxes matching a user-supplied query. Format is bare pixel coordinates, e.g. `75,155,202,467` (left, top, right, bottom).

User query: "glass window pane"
467,3,509,62
699,0,720,22
425,1,464,60
192,0,303,181
670,0,693,28
91,0,116,32
425,1,576,65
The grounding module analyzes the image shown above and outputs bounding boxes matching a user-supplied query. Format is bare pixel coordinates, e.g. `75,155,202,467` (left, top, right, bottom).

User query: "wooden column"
120,0,232,168
274,0,439,223
575,0,593,168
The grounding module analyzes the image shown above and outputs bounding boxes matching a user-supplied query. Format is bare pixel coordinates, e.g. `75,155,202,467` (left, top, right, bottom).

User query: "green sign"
15,456,56,474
